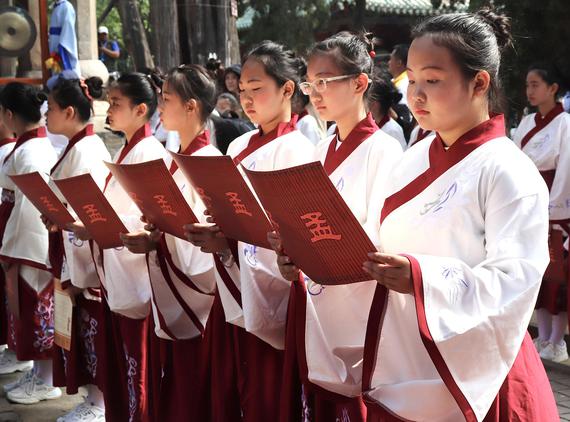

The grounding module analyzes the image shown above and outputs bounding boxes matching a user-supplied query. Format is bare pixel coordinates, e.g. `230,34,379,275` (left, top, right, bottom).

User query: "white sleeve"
548,119,570,222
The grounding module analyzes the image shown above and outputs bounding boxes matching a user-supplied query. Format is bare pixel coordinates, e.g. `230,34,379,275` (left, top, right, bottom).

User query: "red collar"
381,114,505,224
298,110,309,120
104,123,152,191
323,112,378,175
377,114,390,129
520,103,565,150
4,127,47,164
169,130,210,174
0,138,16,148
233,115,299,165
51,124,95,174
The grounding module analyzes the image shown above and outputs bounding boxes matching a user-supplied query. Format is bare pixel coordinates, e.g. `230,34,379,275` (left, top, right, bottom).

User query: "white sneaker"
6,373,62,404
533,337,549,353
0,349,33,375
3,370,33,393
56,401,105,422
540,341,569,363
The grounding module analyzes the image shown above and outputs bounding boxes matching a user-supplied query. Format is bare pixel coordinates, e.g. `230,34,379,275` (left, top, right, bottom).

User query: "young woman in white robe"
408,124,434,147
67,73,169,422
122,64,221,421
360,10,557,421
0,83,60,405
42,75,110,421
185,41,315,422
513,63,570,363
268,31,404,422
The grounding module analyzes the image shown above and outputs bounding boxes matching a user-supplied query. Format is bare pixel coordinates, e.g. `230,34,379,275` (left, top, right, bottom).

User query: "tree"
149,0,180,70
115,0,154,70
244,0,330,54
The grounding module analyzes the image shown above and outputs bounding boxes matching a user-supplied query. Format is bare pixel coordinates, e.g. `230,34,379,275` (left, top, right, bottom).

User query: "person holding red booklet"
0,83,60,404
512,63,570,364
122,64,221,421
185,41,315,421
67,73,169,422
358,9,557,421
0,103,16,355
267,31,403,422
41,73,111,421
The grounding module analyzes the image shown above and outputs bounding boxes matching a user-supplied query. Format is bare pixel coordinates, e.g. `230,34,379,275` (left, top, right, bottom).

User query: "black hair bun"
85,77,104,100
33,91,47,106
476,8,513,51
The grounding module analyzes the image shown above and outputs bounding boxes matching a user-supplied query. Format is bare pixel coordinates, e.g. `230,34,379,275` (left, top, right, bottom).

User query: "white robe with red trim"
303,130,402,397
367,136,549,421
50,133,110,289
94,136,169,319
513,111,570,222
146,144,220,340
408,125,435,148
0,136,57,291
220,129,315,348
380,118,407,151
0,143,15,194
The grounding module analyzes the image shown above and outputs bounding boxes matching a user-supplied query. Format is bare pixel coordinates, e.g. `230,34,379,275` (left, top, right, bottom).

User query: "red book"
53,174,127,249
171,153,273,249
9,172,75,228
105,159,198,240
244,162,376,285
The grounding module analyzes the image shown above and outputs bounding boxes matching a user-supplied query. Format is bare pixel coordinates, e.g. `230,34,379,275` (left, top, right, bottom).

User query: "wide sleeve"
548,118,570,222
406,181,549,420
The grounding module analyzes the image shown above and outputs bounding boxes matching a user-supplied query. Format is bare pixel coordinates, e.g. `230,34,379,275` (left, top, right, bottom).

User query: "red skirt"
535,281,567,314
205,293,242,422
52,294,101,394
0,268,8,346
8,276,54,361
365,334,558,422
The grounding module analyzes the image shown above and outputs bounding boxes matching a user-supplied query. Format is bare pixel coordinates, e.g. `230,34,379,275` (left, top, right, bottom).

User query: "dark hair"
309,31,375,99
49,77,103,122
391,44,409,66
217,92,240,110
0,82,46,124
243,40,306,98
369,67,402,115
166,64,217,123
110,72,160,118
411,8,513,113
527,62,568,96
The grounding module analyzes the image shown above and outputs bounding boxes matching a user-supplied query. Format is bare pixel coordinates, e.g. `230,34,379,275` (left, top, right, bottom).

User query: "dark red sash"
0,138,16,149
103,123,152,191
232,115,298,165
3,127,47,165
377,114,390,130
168,130,210,174
323,112,378,176
520,103,564,149
50,124,94,175
409,127,433,147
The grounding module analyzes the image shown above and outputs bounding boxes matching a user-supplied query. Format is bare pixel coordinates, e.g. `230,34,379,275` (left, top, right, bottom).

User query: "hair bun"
33,91,47,106
476,8,513,51
85,76,104,100
358,31,376,53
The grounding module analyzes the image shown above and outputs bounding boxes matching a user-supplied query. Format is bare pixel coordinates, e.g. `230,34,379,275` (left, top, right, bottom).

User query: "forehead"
307,53,343,78
240,58,269,82
407,35,456,72
526,70,546,83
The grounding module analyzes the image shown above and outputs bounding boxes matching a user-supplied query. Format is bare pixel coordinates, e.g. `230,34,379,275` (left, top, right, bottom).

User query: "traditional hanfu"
48,0,80,76
214,116,315,421
408,125,434,148
0,127,57,361
92,123,168,422
362,115,558,421
513,103,570,316
48,124,110,395
377,115,407,151
297,110,324,145
282,113,403,422
0,137,16,347
145,131,219,421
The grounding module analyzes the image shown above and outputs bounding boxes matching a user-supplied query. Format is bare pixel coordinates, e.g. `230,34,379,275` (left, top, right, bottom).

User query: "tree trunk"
150,0,180,71
354,0,366,30
116,0,154,70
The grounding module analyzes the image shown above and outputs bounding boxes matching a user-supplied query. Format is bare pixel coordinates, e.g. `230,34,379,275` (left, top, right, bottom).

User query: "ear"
472,70,491,99
135,102,148,118
282,80,295,100
549,82,560,97
354,73,370,95
65,105,76,120
186,98,198,114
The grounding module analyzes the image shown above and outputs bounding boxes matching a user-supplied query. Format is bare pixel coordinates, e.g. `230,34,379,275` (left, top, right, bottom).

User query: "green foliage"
243,0,330,54
96,0,123,44
469,0,570,118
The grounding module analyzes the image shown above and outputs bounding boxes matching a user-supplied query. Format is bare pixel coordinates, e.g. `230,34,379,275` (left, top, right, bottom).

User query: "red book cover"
171,153,273,249
244,162,376,285
105,159,198,240
9,172,75,228
53,174,127,249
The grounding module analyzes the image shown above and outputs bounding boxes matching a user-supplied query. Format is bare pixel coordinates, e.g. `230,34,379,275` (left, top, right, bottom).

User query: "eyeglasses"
299,74,358,96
